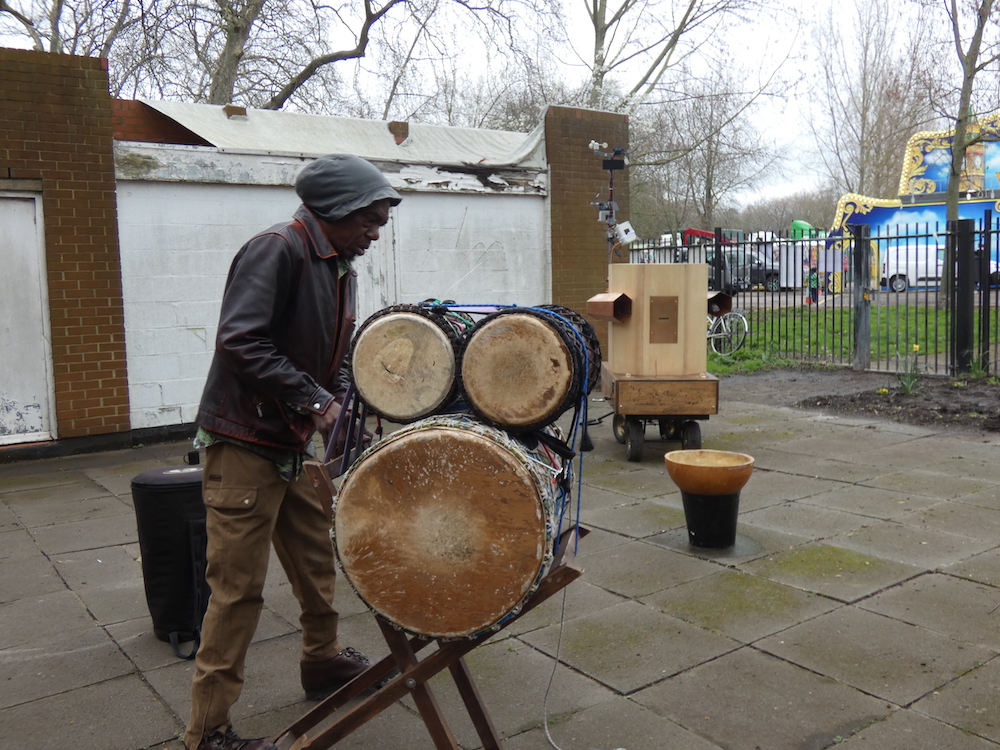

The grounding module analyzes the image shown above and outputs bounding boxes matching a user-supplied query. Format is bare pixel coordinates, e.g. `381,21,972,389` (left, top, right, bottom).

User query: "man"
184,154,402,750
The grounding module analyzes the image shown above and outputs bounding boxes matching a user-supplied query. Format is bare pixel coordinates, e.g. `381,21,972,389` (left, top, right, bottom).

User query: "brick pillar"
0,49,129,439
545,106,630,353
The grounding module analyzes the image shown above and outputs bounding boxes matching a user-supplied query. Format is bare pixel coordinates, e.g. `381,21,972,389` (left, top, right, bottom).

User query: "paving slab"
0,498,23,532
0,469,91,494
956,484,1000,510
519,600,738,694
741,446,883,483
912,657,1000,743
246,699,437,750
768,425,921,461
862,468,995,500
740,542,923,602
859,572,1000,651
0,625,134,709
577,540,719,598
0,588,95,645
755,606,991,705
53,544,148,625
3,482,130,528
726,467,842,509
29,511,140,555
582,497,686,538
0,674,183,750
577,483,646,511
582,462,676,498
0,545,65,603
397,636,615,747
572,526,631,556
504,579,626,636
798,483,936,520
836,708,1000,750
740,500,871,541
943,548,1000,586
895,500,1000,542
826,519,995,569
504,696,723,750
641,569,842,644
647,524,810,566
633,647,891,750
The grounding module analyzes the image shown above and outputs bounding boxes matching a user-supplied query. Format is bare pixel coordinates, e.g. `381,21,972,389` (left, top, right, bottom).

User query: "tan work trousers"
184,442,341,750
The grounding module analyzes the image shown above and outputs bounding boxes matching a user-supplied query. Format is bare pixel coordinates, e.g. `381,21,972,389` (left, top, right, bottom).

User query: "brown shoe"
196,728,277,750
301,647,371,700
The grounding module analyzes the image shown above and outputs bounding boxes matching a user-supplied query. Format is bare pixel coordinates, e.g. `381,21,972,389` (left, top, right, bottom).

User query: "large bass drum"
334,415,563,639
350,304,473,423
459,306,601,432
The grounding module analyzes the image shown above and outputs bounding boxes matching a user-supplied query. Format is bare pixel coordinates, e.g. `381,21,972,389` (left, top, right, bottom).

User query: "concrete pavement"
2,389,999,750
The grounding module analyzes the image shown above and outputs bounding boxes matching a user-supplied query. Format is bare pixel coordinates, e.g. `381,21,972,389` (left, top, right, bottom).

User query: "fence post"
848,224,871,371
981,211,992,374
952,218,975,373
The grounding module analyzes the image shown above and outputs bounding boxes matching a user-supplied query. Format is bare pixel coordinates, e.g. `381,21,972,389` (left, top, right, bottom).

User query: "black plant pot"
680,490,741,548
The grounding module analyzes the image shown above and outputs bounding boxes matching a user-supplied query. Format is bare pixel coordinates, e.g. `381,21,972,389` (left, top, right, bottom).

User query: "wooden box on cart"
588,263,720,461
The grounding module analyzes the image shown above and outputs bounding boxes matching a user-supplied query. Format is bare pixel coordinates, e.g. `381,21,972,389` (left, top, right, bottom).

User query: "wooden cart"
589,264,723,462
601,363,718,461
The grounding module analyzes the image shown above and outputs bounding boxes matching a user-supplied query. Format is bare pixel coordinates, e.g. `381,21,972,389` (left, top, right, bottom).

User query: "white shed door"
0,195,55,444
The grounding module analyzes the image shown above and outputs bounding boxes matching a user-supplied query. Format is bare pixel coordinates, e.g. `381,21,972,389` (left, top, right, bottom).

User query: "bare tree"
570,0,772,113
628,60,775,234
2,0,554,116
809,0,942,199
0,0,141,56
932,0,1000,222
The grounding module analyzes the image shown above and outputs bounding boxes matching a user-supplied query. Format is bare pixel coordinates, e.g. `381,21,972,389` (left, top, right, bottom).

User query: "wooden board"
602,364,718,416
607,264,708,377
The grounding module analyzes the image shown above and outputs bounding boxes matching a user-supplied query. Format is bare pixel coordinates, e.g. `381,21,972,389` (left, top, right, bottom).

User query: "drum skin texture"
351,310,460,422
461,312,575,431
334,420,555,639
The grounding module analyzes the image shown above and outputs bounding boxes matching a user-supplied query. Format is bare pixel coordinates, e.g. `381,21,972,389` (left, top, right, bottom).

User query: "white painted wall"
116,147,549,431
395,192,549,306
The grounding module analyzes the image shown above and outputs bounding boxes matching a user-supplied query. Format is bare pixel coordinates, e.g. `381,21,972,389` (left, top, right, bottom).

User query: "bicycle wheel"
710,312,748,355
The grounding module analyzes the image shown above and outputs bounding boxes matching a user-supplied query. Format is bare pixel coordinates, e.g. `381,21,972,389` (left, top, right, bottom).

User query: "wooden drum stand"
272,526,586,750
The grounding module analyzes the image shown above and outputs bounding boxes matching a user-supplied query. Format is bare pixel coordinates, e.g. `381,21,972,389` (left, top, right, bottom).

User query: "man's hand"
310,402,342,435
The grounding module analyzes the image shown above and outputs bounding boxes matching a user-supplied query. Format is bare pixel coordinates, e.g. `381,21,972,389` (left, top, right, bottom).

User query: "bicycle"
707,310,748,355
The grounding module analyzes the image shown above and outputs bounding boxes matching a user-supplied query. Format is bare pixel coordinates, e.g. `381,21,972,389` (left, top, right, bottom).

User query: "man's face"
322,199,391,260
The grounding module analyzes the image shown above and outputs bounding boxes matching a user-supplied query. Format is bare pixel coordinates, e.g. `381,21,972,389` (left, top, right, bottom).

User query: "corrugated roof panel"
140,100,545,169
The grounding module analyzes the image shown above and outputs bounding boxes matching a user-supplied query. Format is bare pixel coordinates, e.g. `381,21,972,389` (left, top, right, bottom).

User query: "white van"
880,243,944,292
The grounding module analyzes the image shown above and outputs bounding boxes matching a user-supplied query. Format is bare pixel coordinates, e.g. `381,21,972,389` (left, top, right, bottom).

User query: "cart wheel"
625,418,645,462
612,414,627,444
658,419,677,441
681,420,702,450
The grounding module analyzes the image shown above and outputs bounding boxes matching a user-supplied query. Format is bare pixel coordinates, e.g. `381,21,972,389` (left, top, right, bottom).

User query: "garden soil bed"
720,368,1000,434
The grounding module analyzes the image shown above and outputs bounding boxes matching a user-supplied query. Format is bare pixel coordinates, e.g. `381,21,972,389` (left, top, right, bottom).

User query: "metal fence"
629,219,999,376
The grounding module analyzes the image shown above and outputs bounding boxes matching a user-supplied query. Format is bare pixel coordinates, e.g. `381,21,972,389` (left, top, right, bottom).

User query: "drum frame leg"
272,527,589,750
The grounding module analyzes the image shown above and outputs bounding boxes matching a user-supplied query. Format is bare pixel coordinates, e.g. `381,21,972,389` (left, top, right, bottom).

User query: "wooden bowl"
664,450,754,495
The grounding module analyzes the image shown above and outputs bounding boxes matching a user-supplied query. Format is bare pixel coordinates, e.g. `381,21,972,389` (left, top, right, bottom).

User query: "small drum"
334,415,563,639
537,304,602,396
350,304,473,423
459,306,601,432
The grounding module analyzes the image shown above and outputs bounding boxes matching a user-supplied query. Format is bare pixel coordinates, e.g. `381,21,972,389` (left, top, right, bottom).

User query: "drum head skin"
335,426,548,639
461,313,574,429
352,312,457,422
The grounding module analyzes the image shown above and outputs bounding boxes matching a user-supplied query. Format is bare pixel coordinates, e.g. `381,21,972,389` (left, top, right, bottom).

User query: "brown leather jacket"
196,206,356,452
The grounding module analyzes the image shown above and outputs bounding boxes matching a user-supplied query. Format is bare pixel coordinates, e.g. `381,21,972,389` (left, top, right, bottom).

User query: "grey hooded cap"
295,154,402,223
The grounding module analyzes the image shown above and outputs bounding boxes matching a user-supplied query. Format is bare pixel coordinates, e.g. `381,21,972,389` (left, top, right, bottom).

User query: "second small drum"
460,306,599,432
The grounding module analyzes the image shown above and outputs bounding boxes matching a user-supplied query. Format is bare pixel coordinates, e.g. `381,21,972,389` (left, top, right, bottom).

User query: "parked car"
880,243,945,292
734,249,781,291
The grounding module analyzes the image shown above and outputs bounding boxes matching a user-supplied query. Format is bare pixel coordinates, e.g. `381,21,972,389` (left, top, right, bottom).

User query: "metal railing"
629,220,999,376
